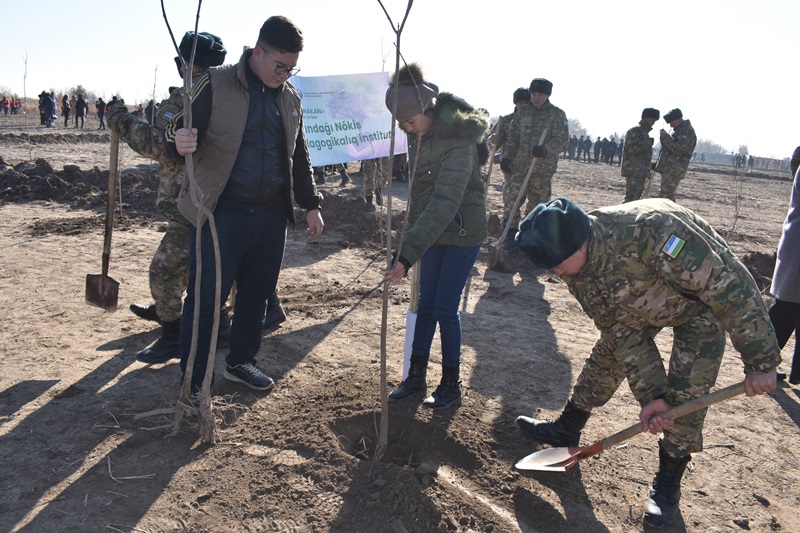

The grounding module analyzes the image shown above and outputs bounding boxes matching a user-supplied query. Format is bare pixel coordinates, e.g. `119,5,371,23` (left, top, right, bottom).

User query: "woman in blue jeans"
383,63,490,409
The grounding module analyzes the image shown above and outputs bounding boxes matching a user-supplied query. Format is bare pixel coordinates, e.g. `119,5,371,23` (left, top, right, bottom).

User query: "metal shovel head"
85,273,120,312
487,244,507,271
515,446,581,472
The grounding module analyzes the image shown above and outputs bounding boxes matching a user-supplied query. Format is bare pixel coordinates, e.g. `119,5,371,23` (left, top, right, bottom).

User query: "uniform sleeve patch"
662,234,686,259
162,111,175,120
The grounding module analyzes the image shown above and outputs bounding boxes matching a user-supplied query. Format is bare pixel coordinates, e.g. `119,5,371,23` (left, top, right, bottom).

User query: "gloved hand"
651,162,657,171
500,158,512,173
106,103,129,131
531,145,548,158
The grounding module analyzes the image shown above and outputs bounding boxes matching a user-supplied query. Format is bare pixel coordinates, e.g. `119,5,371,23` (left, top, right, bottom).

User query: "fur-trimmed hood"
429,92,490,143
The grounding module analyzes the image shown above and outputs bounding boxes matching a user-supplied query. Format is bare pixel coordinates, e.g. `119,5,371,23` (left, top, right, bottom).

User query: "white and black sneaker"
223,362,275,391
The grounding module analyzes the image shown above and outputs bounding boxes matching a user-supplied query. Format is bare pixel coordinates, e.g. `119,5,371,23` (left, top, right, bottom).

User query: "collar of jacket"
571,217,609,280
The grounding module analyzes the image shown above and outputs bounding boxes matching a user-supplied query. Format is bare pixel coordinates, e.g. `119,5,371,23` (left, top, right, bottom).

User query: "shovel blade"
487,244,507,272
85,273,120,312
515,446,581,472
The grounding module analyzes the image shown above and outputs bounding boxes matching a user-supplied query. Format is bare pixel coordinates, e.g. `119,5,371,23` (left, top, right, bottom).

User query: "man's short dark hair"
258,16,303,52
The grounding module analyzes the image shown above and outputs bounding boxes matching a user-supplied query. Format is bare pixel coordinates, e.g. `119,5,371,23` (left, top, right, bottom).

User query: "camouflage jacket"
655,119,696,176
107,89,188,214
503,100,569,177
562,199,780,403
495,111,515,157
620,120,654,180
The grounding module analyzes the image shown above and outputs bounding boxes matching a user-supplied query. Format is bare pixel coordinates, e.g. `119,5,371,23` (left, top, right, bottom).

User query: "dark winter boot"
263,291,287,330
129,302,159,322
515,400,591,447
389,353,428,401
136,319,181,364
643,443,692,528
422,364,462,409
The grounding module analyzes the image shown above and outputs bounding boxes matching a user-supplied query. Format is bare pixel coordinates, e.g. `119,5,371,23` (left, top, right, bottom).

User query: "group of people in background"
565,134,623,165
1,95,22,115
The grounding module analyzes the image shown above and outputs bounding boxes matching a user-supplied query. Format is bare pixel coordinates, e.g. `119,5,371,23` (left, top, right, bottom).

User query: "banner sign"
292,72,408,167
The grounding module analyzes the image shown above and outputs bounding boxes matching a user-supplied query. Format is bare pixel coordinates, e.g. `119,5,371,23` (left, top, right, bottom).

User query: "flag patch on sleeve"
662,234,686,259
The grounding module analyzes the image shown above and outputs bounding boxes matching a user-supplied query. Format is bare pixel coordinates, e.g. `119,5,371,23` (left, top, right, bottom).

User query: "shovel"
85,130,121,311
487,129,547,271
515,381,746,472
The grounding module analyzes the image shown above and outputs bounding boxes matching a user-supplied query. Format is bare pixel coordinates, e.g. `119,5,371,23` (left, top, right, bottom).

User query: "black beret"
529,78,553,96
513,87,530,103
663,108,683,122
174,31,227,71
515,197,591,269
642,108,660,120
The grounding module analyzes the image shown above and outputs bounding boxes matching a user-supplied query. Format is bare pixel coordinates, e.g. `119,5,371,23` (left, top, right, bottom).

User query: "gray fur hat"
385,63,440,121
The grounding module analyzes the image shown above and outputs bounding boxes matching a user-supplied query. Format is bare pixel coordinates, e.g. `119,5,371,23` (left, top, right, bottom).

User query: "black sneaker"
224,362,275,391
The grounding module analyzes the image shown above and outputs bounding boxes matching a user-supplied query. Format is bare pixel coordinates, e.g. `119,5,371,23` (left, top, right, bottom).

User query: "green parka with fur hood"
398,93,490,269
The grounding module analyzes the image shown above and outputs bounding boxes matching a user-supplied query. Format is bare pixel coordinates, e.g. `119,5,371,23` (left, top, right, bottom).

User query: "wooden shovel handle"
102,130,120,278
602,381,746,450
496,129,548,245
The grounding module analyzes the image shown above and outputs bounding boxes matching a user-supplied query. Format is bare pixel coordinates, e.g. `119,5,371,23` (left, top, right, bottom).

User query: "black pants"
769,298,800,383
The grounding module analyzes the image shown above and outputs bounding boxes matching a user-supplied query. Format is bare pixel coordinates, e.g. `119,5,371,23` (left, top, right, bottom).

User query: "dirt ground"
1,115,799,533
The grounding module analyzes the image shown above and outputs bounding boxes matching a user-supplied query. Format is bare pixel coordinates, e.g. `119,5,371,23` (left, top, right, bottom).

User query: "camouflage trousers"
502,172,553,223
362,158,389,199
570,308,726,457
624,174,647,203
151,195,190,323
658,172,683,202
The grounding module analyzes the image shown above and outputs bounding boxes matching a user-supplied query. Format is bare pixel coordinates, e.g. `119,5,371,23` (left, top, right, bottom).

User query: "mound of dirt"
0,158,159,212
0,131,111,144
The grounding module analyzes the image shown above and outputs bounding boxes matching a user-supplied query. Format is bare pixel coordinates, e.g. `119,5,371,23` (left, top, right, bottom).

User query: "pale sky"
2,0,797,158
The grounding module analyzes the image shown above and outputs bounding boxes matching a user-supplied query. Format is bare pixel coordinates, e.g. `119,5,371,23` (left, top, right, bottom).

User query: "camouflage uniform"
107,89,190,323
621,120,655,202
495,111,516,214
361,156,389,199
655,120,696,201
502,101,569,221
562,199,781,457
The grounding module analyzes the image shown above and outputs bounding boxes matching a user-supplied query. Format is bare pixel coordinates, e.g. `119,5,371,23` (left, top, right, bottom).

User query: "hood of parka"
427,92,490,143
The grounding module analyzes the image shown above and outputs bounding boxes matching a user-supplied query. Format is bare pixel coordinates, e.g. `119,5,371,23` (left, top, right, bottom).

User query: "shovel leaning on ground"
85,130,121,311
487,129,547,271
515,381,746,472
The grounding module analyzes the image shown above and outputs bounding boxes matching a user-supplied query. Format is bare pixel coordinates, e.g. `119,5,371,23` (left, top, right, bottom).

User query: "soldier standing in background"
582,136,592,162
576,135,585,161
514,197,779,528
361,156,389,211
621,107,659,202
499,78,569,236
494,87,530,220
655,108,697,201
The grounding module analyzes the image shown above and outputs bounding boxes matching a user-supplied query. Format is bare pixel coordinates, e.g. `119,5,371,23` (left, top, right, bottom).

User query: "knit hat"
513,87,530,103
385,63,439,121
663,108,683,122
515,197,591,269
529,78,553,96
173,31,227,71
641,108,660,120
